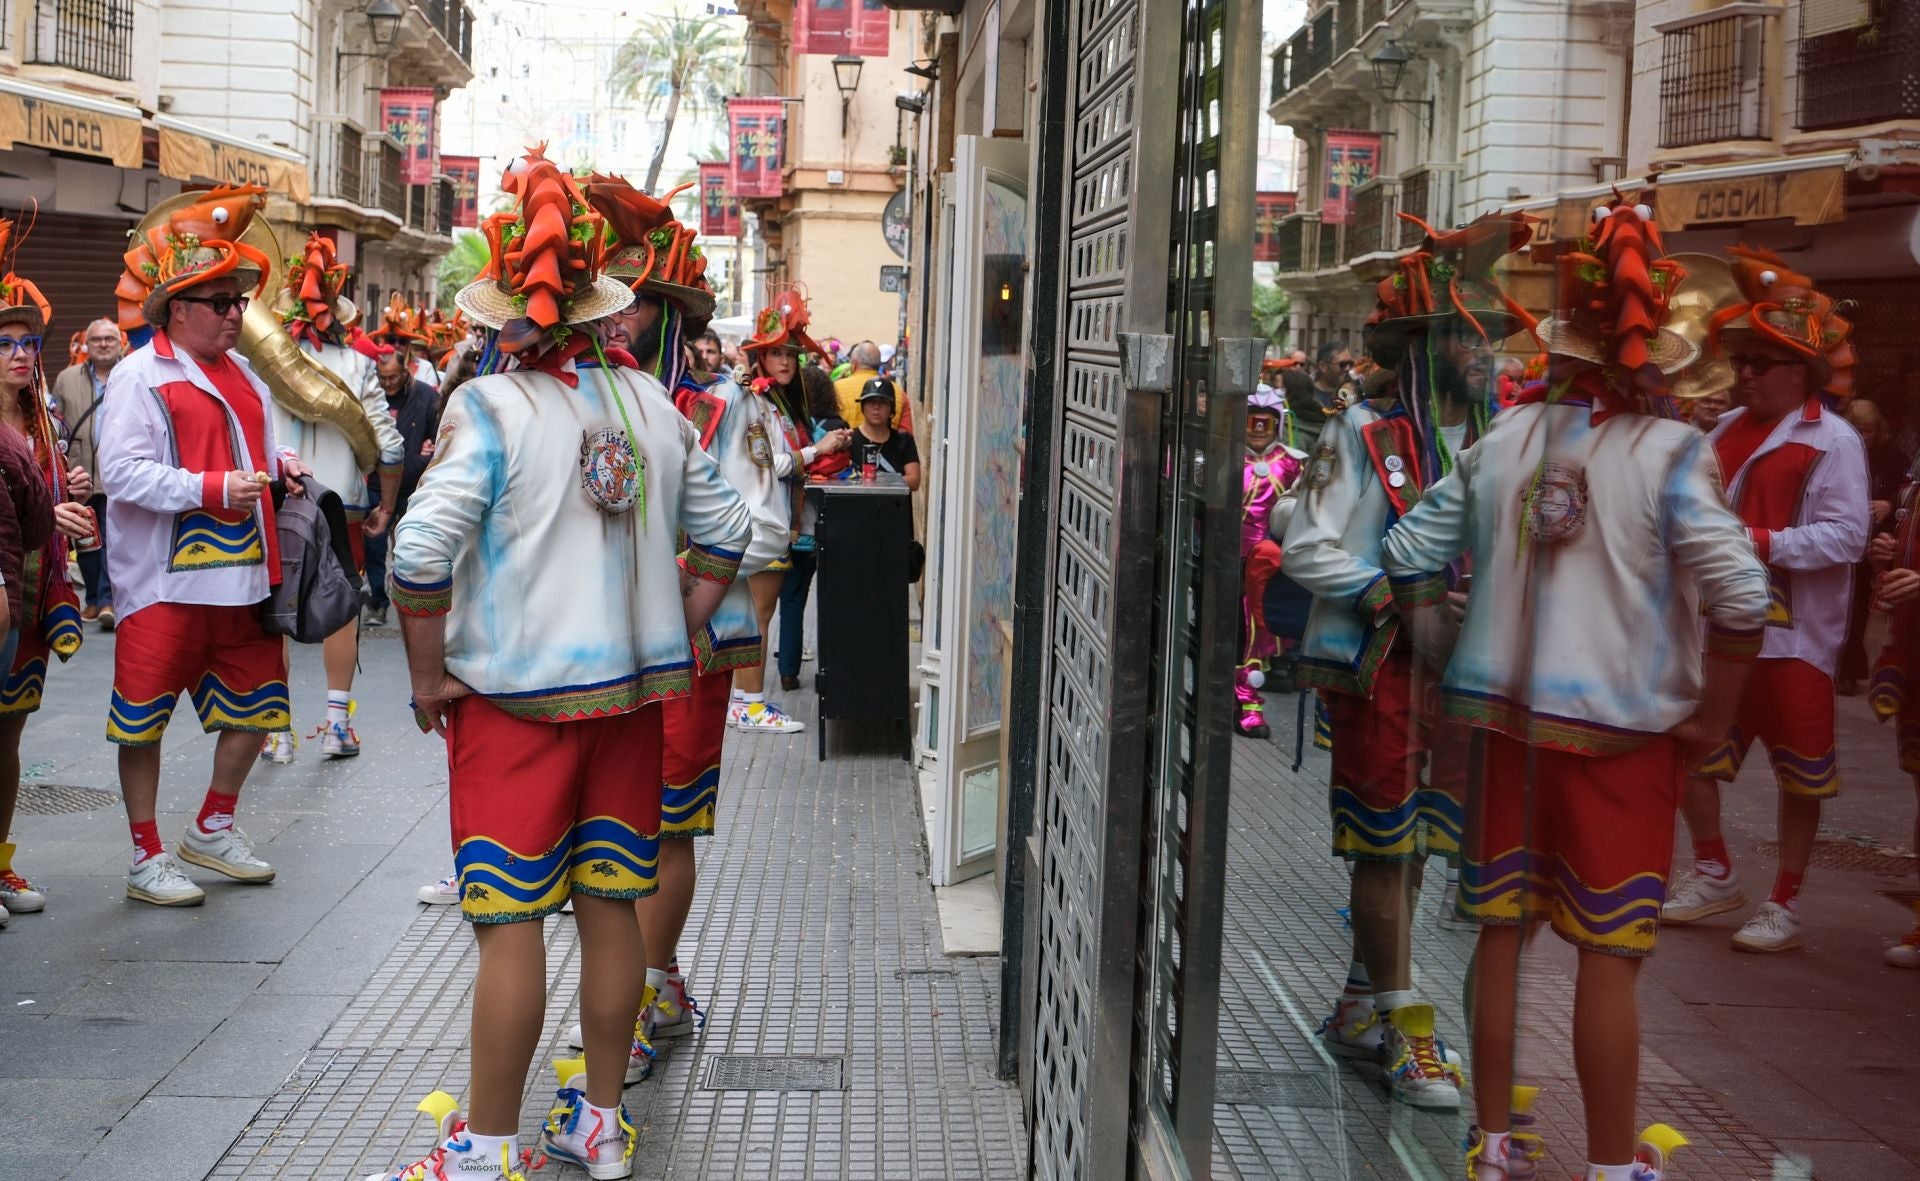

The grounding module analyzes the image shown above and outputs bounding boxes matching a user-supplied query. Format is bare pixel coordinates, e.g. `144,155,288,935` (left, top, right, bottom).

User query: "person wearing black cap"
853,377,920,491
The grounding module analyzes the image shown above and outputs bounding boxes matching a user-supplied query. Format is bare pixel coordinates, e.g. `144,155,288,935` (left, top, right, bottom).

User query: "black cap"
858,376,897,404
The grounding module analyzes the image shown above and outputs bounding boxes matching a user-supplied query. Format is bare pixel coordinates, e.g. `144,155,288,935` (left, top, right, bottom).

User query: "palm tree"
436,230,492,310
610,9,741,193
1253,279,1292,348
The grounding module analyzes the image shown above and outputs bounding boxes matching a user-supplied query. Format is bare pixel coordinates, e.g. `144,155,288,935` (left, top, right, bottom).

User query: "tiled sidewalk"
207,692,1023,1181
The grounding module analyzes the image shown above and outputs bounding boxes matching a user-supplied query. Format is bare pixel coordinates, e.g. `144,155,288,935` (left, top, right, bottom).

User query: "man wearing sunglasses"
1661,247,1869,954
97,194,314,908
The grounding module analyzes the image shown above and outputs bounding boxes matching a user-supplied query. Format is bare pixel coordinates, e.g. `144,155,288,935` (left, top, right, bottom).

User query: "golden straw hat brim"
454,273,636,331
1540,319,1699,376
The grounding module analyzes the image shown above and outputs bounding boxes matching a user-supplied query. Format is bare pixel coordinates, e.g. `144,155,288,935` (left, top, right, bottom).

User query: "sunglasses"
174,294,251,316
0,335,42,356
1730,353,1805,376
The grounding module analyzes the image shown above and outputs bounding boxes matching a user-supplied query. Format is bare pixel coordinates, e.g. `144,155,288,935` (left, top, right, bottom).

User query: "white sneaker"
177,823,276,883
1317,996,1386,1060
540,1058,635,1179
418,875,460,905
1730,900,1801,953
1885,928,1920,968
363,1091,527,1181
728,700,804,733
802,643,814,663
560,1018,654,1084
1436,879,1474,931
127,852,206,906
1660,869,1746,924
1381,1003,1465,1109
0,900,9,927
259,731,296,764
0,843,46,912
321,720,361,759
651,972,704,1039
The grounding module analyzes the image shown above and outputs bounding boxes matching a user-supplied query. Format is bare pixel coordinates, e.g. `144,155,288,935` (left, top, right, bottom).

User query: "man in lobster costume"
101,185,314,907
369,292,440,391
269,232,407,762
1234,386,1302,739
1381,196,1768,1181
1660,247,1870,953
377,147,753,1181
1282,211,1537,1109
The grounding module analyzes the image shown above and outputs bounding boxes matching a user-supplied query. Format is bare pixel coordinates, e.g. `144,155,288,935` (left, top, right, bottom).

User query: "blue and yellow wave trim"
190,673,291,733
107,690,178,745
0,656,46,715
43,600,83,660
660,765,720,838
169,510,263,572
1462,846,1667,956
455,818,660,924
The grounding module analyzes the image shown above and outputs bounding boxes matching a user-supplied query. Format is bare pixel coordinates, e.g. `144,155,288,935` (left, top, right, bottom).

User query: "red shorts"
1463,733,1682,956
1325,650,1471,861
345,519,365,571
446,696,663,924
658,671,729,838
106,602,289,745
1696,658,1838,798
0,619,50,715
1869,634,1920,774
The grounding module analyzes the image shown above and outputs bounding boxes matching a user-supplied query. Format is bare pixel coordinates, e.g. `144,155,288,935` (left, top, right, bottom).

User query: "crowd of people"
0,155,916,1181
1231,201,1920,1181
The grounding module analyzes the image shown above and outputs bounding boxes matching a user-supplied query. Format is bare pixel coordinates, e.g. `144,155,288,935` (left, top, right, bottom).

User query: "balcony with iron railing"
372,140,406,220
28,0,133,80
314,117,368,205
1304,7,1334,78
1275,212,1316,275
436,178,455,235
1396,164,1456,247
1799,0,1919,132
1316,217,1347,271
415,0,474,64
1656,7,1772,149
1271,27,1310,103
1335,0,1358,56
1347,177,1399,260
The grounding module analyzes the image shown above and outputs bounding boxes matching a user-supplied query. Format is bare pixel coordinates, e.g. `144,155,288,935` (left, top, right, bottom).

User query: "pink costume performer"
1237,386,1302,739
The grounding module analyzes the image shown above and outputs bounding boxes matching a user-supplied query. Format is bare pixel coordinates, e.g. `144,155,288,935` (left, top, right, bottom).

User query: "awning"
1503,152,1855,247
0,77,142,170
155,115,310,205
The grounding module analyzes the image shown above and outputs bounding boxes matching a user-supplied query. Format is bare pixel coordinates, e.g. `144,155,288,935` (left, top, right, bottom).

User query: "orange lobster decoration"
115,184,271,331
476,145,606,353
742,284,826,358
1368,211,1539,347
1709,244,1856,402
585,174,706,289
372,292,427,343
283,231,351,338
1556,196,1686,373
0,218,53,331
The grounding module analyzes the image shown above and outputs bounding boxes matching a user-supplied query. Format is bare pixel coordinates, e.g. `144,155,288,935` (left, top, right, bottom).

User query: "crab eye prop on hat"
455,145,632,357
370,292,428,346
114,184,272,332
1708,244,1856,403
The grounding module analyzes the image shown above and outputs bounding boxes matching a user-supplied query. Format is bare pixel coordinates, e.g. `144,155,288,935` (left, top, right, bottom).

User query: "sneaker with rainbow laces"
1464,1086,1546,1180
1884,901,1920,968
651,960,705,1039
362,1091,529,1181
562,1011,657,1084
1380,1002,1464,1109
728,699,804,734
0,841,46,913
1628,1123,1689,1181
540,1057,636,1180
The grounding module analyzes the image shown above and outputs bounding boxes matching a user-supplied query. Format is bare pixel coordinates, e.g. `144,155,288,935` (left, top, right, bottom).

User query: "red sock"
1769,870,1805,910
197,790,240,834
130,819,164,864
1692,836,1732,878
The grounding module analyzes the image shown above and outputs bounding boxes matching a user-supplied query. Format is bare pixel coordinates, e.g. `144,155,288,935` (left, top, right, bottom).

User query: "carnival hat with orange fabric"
454,145,632,354
0,217,52,336
115,185,272,330
1709,244,1856,401
1364,211,1540,361
1539,194,1698,378
369,292,429,346
276,230,356,338
741,285,826,359
583,174,718,329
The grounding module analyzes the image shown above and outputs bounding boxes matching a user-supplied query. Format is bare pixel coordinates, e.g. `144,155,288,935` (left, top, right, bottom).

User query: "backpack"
263,475,364,643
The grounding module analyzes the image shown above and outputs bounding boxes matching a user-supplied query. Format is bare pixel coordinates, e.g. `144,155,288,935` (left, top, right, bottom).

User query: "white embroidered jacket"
271,340,406,515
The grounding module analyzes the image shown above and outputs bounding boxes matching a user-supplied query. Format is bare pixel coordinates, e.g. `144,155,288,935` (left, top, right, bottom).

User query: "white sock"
584,1100,623,1141
462,1132,515,1163
1374,989,1416,1015
646,966,669,1008
1585,1164,1638,1181
742,692,765,705
1478,1130,1511,1160
326,691,351,726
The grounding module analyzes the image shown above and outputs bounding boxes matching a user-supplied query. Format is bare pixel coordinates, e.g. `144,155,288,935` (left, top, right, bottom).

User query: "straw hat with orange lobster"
1364,211,1540,361
114,185,272,331
454,145,632,356
741,286,826,360
1708,244,1856,403
277,231,356,343
369,292,429,347
584,174,716,331
0,218,52,338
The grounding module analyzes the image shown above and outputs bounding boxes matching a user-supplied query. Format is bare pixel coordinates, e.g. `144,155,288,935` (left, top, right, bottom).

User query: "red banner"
1320,130,1380,226
851,0,890,55
380,87,437,186
728,98,785,199
442,155,481,229
1253,192,1298,262
793,0,852,55
699,162,742,238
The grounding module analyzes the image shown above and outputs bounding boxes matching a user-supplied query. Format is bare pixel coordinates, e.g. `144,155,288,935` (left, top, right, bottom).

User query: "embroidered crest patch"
746,420,774,468
1523,462,1588,544
580,427,642,514
1306,442,1337,489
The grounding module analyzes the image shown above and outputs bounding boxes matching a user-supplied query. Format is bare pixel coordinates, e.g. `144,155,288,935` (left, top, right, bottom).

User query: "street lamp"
1369,39,1433,135
832,54,864,137
337,0,406,88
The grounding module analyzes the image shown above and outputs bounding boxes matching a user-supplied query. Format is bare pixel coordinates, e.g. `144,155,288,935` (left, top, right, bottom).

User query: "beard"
1431,348,1492,408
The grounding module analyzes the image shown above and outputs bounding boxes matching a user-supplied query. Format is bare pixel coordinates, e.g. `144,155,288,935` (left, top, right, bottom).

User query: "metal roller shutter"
9,212,135,358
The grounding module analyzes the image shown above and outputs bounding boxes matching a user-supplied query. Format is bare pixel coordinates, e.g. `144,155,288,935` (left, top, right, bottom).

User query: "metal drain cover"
1755,837,1916,874
701,1055,847,1092
1214,1068,1336,1109
14,783,119,815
